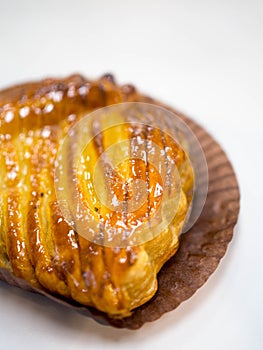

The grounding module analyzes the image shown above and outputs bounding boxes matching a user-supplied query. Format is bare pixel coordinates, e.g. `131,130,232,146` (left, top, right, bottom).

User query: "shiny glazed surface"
0,74,193,317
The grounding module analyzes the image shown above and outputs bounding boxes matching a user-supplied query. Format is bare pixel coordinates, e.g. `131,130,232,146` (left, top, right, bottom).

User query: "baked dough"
0,74,193,317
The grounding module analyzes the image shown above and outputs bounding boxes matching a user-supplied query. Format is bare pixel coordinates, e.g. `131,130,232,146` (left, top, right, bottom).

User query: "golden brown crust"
0,74,240,328
0,74,193,317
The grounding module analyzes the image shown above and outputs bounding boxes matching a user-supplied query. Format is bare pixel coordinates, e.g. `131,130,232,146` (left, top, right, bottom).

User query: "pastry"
0,74,194,317
0,74,240,328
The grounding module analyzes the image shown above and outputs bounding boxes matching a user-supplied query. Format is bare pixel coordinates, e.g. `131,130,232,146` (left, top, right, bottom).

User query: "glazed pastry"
0,74,194,317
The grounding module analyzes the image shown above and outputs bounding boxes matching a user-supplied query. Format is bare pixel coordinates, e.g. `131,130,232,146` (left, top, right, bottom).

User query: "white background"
0,0,262,349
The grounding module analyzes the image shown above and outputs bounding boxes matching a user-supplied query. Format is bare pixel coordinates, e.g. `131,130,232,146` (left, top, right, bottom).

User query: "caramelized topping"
0,75,193,317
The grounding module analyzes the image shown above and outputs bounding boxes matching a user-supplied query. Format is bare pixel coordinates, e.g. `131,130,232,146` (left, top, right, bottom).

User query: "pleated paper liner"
0,76,240,329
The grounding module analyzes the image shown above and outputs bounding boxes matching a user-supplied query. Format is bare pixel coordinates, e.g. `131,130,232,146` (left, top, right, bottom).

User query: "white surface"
0,0,262,349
